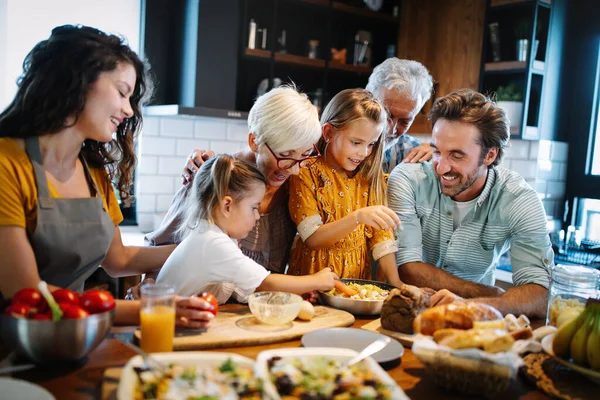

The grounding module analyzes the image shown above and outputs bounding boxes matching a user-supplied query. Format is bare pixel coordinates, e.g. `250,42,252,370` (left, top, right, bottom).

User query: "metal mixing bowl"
0,309,115,363
318,279,396,316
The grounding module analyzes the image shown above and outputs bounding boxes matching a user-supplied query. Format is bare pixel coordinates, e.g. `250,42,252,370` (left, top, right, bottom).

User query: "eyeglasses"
265,143,321,170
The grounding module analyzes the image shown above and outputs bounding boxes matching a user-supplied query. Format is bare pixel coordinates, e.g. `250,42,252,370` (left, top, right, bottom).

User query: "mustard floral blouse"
288,158,397,279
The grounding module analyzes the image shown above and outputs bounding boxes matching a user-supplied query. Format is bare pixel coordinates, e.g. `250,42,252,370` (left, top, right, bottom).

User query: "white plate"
302,327,404,364
116,351,256,400
256,347,409,400
541,333,600,385
0,377,55,400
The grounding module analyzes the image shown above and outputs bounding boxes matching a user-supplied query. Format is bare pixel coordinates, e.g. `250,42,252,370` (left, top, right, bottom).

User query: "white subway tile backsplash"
141,117,160,137
194,118,229,139
538,140,552,160
227,121,249,142
156,194,175,213
136,194,156,213
140,137,176,156
551,141,569,162
511,160,537,179
136,155,158,175
505,140,530,159
137,176,174,194
501,159,512,169
159,156,186,176
176,139,210,157
160,118,194,138
537,159,561,180
137,212,155,233
529,141,539,160
559,162,568,180
546,181,566,199
542,199,557,218
210,140,244,154
533,180,547,195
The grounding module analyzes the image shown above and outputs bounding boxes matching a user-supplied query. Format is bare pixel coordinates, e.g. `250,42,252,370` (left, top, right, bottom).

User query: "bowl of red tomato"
0,286,116,363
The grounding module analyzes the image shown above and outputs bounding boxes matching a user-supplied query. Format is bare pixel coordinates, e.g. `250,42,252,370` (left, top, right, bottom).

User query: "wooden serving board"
361,318,417,348
134,305,354,351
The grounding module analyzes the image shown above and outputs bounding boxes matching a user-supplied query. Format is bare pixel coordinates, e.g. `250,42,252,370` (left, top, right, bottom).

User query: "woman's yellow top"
0,138,123,235
288,158,397,279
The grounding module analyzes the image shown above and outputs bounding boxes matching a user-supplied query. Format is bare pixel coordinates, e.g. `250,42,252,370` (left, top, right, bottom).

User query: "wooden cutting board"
134,305,354,351
361,318,417,348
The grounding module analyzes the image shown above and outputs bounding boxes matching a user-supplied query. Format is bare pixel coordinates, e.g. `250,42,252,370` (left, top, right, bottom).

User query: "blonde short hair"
248,85,321,152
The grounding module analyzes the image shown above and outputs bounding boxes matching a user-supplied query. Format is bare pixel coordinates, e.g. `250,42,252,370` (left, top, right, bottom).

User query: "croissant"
413,302,503,336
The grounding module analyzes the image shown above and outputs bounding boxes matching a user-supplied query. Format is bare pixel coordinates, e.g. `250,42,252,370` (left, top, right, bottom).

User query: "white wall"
0,0,141,110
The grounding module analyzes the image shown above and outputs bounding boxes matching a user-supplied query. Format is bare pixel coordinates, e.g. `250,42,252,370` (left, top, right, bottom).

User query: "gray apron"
25,137,115,291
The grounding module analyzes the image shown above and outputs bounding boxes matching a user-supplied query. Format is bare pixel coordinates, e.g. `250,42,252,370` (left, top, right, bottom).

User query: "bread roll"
414,303,503,336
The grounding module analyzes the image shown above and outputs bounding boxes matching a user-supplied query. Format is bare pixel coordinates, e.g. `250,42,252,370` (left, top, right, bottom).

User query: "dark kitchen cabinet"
141,0,401,112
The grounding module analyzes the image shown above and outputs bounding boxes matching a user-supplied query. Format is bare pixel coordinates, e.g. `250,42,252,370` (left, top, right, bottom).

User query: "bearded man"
387,89,553,318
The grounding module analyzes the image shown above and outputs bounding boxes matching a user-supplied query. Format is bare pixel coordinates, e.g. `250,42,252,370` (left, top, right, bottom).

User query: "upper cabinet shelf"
332,1,399,23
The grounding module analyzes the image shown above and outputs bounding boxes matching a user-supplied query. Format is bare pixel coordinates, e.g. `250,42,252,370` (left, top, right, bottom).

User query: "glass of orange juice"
140,283,175,353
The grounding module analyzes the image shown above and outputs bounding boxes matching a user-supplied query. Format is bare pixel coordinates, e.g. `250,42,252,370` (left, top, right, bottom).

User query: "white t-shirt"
156,219,271,304
452,196,479,231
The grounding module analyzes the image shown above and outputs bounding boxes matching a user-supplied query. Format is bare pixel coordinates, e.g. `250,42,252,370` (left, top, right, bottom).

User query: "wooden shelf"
485,61,527,72
274,52,325,68
332,1,398,23
491,0,550,6
299,0,329,7
245,48,271,59
328,62,373,74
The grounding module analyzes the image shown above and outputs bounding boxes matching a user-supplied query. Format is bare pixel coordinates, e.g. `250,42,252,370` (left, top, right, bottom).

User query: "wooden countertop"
10,306,550,400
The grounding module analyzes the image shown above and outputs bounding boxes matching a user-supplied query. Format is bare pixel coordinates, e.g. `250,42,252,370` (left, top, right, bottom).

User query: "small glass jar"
308,40,319,59
546,264,599,326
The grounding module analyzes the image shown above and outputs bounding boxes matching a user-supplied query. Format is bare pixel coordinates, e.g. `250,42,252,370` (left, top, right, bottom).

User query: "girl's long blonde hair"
176,154,267,240
318,88,388,205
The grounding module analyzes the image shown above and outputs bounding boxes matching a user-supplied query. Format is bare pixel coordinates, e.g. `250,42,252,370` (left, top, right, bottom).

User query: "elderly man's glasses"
265,144,321,169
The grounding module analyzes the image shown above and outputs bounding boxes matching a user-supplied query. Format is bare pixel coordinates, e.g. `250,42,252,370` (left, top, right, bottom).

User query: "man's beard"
437,166,481,199
384,131,399,151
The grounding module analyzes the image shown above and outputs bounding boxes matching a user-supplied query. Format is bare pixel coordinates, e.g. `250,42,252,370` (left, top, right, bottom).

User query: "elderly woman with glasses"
142,86,322,282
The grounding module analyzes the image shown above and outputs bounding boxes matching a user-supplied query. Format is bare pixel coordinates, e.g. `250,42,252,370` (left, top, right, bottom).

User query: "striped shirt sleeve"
507,189,553,289
387,165,424,266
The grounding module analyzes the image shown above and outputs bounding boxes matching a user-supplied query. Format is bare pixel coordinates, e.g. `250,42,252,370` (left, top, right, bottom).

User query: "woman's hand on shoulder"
174,296,215,329
181,149,216,184
355,206,400,231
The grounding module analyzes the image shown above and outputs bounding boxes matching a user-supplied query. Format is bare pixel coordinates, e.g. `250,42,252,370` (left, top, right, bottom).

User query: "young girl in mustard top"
288,89,403,287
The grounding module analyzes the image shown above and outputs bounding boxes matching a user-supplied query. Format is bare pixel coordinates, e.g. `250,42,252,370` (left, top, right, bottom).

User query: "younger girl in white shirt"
156,154,337,304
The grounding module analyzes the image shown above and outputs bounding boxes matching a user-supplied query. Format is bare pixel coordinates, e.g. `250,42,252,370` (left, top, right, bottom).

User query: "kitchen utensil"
318,279,395,315
302,327,404,364
0,308,115,363
116,337,169,375
345,336,391,367
0,364,35,375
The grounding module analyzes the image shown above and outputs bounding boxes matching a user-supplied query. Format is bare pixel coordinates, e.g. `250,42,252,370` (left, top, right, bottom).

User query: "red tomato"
32,313,51,320
4,303,32,318
79,290,115,314
52,289,79,306
12,288,44,308
62,305,90,319
199,292,218,316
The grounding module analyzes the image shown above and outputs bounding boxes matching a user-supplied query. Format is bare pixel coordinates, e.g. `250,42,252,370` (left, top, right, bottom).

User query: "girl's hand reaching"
175,296,215,329
355,206,400,231
313,267,339,292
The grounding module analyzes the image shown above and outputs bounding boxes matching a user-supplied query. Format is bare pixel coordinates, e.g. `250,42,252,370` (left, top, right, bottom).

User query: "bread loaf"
380,284,435,334
414,303,503,336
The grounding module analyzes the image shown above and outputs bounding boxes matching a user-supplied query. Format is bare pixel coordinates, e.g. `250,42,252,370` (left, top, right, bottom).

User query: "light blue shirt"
387,162,553,288
382,134,422,174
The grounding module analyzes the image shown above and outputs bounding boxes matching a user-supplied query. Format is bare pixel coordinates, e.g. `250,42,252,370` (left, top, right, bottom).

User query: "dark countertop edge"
143,105,249,120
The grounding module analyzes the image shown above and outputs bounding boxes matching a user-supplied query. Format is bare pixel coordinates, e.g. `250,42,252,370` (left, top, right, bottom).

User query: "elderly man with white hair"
366,58,435,172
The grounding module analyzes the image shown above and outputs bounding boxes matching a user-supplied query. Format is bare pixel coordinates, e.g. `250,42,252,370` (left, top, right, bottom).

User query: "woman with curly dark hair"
0,25,213,328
